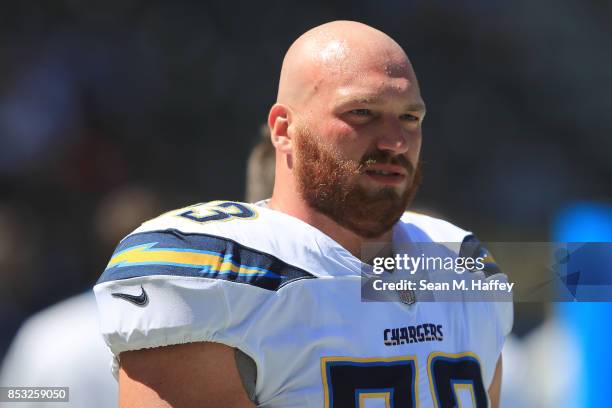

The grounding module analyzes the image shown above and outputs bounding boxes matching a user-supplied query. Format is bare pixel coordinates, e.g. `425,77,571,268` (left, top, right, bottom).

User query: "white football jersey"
94,201,512,407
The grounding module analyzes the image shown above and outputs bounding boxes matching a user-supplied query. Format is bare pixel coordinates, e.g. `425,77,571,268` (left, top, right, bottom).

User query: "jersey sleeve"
94,227,312,378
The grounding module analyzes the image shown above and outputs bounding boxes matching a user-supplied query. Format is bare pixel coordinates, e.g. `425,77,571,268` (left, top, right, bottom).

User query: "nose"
375,117,412,155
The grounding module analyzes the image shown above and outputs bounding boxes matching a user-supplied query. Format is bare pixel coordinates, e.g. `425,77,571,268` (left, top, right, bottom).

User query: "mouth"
364,168,407,186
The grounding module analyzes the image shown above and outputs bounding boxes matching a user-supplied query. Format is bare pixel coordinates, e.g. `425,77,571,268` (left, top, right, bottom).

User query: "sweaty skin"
277,21,417,111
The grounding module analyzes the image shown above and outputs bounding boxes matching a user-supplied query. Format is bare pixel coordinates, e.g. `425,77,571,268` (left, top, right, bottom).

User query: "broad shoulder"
97,200,361,291
397,211,472,242
133,200,317,245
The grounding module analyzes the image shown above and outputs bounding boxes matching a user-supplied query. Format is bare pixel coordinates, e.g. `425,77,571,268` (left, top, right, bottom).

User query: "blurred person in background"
0,186,160,407
245,124,275,204
500,310,580,408
0,204,42,358
0,129,277,407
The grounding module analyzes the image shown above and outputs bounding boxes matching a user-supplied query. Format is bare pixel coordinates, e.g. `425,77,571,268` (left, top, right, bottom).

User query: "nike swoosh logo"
111,285,149,306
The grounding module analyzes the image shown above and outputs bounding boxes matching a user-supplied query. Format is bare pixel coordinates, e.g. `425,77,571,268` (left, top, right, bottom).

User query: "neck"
268,193,393,260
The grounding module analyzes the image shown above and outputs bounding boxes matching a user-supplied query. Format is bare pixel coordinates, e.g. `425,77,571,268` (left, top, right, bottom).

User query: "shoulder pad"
459,235,502,278
98,225,315,292
108,200,361,280
398,211,472,243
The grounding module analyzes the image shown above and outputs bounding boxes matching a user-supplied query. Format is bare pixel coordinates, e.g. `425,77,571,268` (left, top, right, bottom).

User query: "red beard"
294,126,422,238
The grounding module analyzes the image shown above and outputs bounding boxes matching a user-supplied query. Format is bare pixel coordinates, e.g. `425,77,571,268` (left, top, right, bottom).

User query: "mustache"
359,150,415,174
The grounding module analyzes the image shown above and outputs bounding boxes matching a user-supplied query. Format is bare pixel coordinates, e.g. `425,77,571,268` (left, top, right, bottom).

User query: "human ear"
268,103,293,154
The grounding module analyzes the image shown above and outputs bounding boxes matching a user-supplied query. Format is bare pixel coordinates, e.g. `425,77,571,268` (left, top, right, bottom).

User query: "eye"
350,109,372,116
400,113,420,122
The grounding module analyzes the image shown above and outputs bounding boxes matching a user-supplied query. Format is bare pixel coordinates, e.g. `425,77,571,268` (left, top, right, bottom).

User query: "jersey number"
177,201,256,224
322,353,487,408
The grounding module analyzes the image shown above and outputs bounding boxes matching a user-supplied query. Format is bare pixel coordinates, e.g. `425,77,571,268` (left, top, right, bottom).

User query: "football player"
95,20,512,407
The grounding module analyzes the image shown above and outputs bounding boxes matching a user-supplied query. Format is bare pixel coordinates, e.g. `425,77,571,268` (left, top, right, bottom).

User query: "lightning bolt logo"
105,242,281,279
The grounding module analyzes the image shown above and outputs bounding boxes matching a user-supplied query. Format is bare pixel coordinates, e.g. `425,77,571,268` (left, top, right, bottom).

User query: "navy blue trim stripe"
97,229,316,291
459,235,502,278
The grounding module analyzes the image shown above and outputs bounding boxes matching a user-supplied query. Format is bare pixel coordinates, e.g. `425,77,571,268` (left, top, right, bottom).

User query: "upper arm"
119,342,256,408
487,355,502,408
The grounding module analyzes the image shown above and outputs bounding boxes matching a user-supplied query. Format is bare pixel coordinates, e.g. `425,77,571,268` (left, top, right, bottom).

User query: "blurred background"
0,0,610,407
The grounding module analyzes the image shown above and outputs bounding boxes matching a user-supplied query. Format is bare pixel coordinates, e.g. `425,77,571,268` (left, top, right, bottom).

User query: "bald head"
277,21,417,109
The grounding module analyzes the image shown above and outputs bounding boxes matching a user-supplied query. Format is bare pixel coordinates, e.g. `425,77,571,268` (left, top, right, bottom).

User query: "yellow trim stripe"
106,244,278,277
453,382,477,408
359,392,391,408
